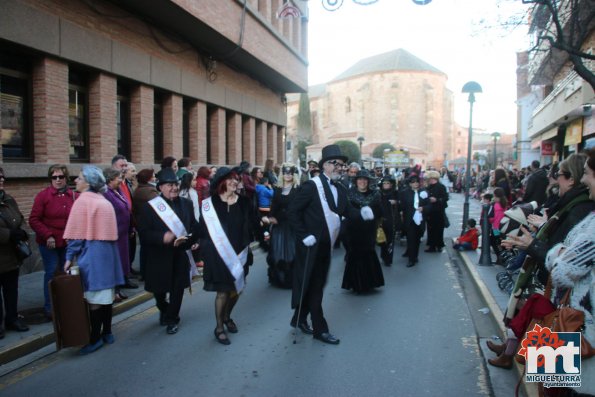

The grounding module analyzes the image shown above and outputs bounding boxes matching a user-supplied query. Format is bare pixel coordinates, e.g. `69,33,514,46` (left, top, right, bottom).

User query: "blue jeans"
39,245,66,314
453,242,473,251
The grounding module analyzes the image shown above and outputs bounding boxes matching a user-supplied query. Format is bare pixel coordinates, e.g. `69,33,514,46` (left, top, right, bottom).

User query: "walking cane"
293,246,311,345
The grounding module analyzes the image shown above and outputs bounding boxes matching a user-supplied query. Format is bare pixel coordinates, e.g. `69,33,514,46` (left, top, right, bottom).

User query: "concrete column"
227,112,243,165
301,19,308,58
242,117,256,165
130,85,154,164
163,93,183,159
188,101,207,164
88,72,117,163
32,57,69,163
267,124,278,164
208,107,226,165
255,120,267,166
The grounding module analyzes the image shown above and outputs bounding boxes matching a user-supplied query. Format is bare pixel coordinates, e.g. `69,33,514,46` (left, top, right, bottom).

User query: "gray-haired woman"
63,166,125,355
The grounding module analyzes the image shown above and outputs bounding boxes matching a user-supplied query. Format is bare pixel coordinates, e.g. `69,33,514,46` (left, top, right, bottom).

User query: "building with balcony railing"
524,0,595,164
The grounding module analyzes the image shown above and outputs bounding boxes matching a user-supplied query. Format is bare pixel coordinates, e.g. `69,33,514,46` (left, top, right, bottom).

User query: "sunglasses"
553,171,571,179
51,175,66,180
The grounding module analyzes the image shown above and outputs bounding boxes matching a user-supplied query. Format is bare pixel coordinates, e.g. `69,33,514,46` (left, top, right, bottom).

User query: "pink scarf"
63,191,118,241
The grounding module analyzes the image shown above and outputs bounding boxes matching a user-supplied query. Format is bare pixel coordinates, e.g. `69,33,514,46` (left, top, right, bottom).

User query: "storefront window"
1,61,31,160
154,93,163,162
69,72,88,161
117,84,131,159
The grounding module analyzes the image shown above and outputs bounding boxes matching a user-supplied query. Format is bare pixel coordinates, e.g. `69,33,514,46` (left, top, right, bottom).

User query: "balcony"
528,71,594,137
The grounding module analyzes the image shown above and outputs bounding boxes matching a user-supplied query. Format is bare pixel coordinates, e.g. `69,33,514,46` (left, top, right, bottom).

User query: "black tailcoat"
137,196,199,294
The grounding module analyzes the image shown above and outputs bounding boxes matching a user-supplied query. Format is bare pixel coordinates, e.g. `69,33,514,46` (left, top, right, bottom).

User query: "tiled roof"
332,48,444,82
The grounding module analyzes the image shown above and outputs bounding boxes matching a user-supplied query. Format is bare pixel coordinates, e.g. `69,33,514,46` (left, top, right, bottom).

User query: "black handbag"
15,239,32,261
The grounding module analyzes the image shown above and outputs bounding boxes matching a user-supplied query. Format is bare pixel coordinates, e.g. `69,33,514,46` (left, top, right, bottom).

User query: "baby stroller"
494,201,538,295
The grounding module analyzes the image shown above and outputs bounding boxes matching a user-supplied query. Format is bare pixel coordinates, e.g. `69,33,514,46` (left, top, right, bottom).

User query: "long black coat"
287,177,360,308
422,182,448,227
137,196,199,294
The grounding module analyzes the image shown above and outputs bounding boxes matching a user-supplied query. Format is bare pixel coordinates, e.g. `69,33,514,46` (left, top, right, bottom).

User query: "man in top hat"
288,144,375,344
136,167,200,335
398,175,429,267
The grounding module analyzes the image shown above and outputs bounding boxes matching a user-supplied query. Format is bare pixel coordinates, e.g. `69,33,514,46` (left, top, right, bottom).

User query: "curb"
456,246,539,397
0,287,154,366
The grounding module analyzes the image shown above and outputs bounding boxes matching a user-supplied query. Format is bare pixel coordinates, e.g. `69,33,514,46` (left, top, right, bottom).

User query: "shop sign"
383,150,410,167
541,141,555,155
564,119,583,146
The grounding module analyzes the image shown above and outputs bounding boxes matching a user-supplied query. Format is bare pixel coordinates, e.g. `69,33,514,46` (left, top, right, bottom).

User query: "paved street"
0,193,512,397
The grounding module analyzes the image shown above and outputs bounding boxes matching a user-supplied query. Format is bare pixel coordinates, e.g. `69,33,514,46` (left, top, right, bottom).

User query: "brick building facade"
1,0,308,230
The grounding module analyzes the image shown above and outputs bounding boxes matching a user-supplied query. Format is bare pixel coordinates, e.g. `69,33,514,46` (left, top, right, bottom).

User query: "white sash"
147,196,198,280
312,176,341,248
201,197,247,292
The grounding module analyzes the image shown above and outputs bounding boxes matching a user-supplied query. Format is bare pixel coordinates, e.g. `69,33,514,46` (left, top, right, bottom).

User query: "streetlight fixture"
461,81,482,236
491,132,501,169
357,136,365,165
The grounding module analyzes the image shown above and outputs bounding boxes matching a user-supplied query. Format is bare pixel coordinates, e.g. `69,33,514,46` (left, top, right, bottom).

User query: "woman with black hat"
198,167,258,345
264,163,300,288
379,175,399,266
137,167,200,335
423,170,449,253
341,170,384,293
398,175,429,267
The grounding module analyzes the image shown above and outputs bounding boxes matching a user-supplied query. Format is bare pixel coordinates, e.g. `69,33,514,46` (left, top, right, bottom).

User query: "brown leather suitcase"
49,273,90,349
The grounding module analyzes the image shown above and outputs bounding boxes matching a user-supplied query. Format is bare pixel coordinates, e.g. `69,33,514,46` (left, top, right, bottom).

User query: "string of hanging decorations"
320,0,431,12
277,0,432,18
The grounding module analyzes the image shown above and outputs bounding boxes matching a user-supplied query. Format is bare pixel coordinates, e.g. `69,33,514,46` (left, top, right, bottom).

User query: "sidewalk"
456,243,538,397
0,270,154,368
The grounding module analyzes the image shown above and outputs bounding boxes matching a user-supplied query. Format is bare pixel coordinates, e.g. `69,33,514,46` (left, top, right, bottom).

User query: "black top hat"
354,169,374,181
210,167,238,193
408,175,420,184
381,175,396,184
319,144,348,168
156,167,179,186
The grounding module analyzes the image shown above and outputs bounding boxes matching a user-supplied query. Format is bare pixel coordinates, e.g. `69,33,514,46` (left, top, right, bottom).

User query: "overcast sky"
304,0,529,135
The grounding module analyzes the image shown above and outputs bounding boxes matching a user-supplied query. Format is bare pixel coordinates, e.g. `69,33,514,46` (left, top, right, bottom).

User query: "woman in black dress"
378,175,399,266
264,163,299,288
342,170,384,293
199,167,257,345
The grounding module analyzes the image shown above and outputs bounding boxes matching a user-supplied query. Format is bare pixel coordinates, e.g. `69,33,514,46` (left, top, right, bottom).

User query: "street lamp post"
461,81,482,236
357,136,365,166
491,132,501,170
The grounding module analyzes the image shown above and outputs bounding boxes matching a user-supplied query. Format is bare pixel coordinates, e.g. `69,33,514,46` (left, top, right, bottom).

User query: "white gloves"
303,235,317,247
360,206,374,221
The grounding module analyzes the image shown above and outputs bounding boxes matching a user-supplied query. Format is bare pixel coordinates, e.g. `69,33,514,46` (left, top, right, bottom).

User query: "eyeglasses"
328,160,346,168
51,175,66,180
553,171,571,179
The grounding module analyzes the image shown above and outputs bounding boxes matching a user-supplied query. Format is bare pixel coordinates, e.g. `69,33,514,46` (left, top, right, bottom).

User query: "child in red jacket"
453,219,479,251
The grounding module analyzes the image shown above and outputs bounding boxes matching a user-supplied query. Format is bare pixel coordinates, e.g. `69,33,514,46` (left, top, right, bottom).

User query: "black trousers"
405,224,424,261
0,269,19,326
154,288,184,325
293,240,331,336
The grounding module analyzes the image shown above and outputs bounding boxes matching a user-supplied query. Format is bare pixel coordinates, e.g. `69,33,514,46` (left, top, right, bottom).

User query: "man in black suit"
288,145,374,345
398,175,429,267
523,160,548,206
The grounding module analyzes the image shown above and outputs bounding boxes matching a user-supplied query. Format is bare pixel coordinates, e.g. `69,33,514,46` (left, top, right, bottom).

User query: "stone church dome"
332,48,444,82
